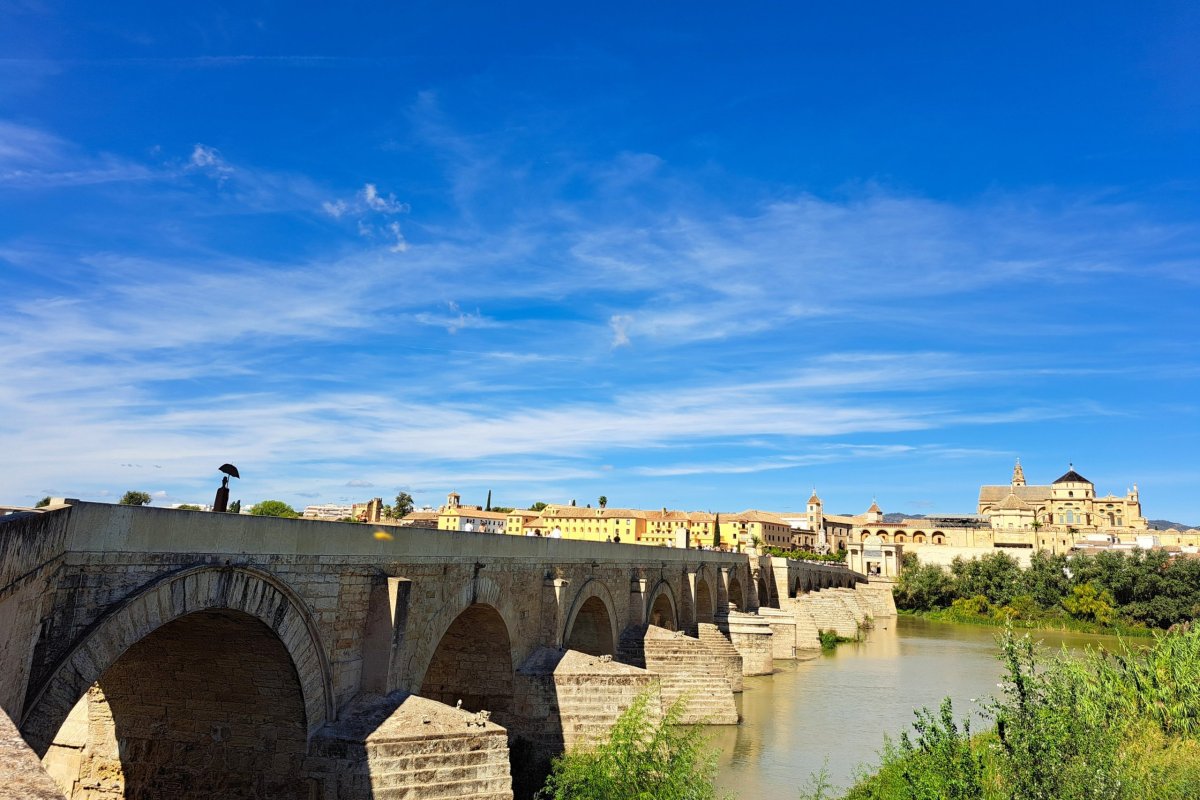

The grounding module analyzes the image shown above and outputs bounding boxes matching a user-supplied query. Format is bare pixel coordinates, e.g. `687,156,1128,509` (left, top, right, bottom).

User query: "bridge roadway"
0,501,888,800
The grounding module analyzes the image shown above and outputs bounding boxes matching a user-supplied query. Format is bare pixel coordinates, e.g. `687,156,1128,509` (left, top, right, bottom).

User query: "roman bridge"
0,501,891,800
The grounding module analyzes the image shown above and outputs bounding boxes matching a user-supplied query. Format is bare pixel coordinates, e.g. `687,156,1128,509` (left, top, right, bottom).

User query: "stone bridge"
0,501,892,800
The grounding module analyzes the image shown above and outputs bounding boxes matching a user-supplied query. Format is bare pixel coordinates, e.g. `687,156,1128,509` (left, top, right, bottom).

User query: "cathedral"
977,460,1148,531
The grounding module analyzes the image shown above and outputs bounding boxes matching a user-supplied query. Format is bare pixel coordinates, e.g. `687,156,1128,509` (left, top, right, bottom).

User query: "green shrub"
538,690,725,800
819,630,842,651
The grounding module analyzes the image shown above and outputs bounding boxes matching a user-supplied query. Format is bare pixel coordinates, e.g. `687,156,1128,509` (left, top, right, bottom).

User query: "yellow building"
724,510,794,549
528,504,648,542
436,493,508,533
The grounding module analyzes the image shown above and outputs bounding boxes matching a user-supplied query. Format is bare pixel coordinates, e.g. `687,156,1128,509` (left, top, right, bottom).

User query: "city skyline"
2,4,1198,521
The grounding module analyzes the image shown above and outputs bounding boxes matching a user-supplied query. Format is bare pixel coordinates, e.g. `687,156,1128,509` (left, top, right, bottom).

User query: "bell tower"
1012,458,1026,487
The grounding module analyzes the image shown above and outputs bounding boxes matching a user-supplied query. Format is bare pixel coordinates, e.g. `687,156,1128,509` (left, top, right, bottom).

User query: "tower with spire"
1012,458,1026,487
806,489,826,549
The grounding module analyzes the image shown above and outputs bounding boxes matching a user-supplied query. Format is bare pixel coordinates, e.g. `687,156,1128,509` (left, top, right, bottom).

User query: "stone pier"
724,611,775,676
756,607,798,660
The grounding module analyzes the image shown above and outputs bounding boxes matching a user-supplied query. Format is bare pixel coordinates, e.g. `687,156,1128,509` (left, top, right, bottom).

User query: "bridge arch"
23,566,332,798
727,575,745,611
757,572,774,608
407,574,522,710
418,602,515,723
562,578,619,656
694,572,716,625
22,564,333,758
645,579,679,630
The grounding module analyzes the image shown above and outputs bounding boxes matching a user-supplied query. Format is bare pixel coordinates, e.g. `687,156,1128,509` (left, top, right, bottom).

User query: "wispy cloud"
1,118,1196,515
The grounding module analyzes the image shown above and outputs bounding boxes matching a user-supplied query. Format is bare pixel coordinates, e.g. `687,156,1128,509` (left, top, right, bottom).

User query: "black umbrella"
219,463,240,479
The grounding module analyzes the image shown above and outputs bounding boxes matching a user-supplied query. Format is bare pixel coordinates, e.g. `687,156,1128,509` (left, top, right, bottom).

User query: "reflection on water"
709,616,1122,798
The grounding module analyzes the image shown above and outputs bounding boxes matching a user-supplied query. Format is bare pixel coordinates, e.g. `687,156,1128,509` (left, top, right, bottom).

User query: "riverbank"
898,607,1157,638
841,625,1200,800
710,617,1132,798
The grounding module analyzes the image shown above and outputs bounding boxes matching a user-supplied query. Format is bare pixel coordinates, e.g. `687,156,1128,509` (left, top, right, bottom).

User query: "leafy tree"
531,501,548,511
1062,581,1116,626
250,500,299,518
537,691,723,800
485,490,492,511
176,504,202,511
394,492,414,518
35,496,51,508
1022,551,1072,609
491,506,514,514
950,551,1023,607
894,556,955,611
228,499,242,514
599,495,608,508
119,491,151,506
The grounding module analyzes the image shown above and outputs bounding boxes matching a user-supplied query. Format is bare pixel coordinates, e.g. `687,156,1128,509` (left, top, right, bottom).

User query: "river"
708,615,1122,798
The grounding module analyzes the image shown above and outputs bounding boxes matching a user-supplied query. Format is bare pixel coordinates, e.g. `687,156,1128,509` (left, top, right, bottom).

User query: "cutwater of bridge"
0,502,888,800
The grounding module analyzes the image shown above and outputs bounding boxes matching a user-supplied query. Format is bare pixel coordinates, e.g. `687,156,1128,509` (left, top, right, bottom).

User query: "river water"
708,615,1122,798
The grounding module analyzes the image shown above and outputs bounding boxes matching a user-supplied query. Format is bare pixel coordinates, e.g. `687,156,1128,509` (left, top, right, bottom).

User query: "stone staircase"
617,625,739,725
829,588,870,625
780,597,822,650
855,583,898,618
307,693,513,800
697,622,744,692
798,592,859,639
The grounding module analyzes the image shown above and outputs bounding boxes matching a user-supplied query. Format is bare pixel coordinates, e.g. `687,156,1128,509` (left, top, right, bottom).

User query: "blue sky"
2,2,1198,522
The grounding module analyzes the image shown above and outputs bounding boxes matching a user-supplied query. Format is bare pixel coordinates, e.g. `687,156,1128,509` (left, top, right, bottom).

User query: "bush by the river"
894,550,1200,632
538,690,725,800
835,627,1200,800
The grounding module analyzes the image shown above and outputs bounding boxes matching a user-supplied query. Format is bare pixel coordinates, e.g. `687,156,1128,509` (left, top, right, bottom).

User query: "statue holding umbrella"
213,463,239,513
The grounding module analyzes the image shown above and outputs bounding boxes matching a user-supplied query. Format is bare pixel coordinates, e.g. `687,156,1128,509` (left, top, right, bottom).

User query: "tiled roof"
978,485,1051,504
1053,469,1092,485
995,492,1034,511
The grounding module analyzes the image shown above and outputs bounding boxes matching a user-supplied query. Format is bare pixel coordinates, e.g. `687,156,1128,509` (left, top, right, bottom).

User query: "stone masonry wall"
43,610,309,800
0,510,71,720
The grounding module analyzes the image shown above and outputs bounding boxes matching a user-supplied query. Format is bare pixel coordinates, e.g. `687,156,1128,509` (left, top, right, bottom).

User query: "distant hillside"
1149,519,1199,531
883,513,920,523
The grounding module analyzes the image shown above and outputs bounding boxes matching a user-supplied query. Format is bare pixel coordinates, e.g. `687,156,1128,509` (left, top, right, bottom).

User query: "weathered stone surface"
0,707,64,800
697,622,744,691
798,592,859,639
724,611,775,675
755,607,798,660
855,583,899,617
308,693,512,800
620,625,739,724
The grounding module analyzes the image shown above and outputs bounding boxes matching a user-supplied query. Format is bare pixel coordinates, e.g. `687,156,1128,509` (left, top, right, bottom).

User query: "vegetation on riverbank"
894,549,1200,633
538,691,726,800
819,629,855,651
833,627,1200,800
